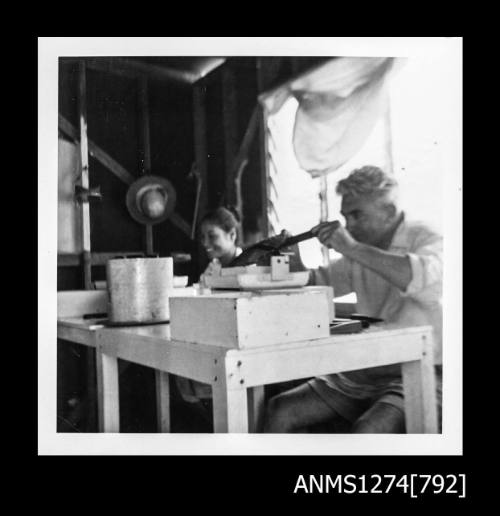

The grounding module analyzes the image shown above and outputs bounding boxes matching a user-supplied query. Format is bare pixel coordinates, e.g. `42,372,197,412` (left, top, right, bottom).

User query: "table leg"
95,351,120,432
212,381,249,433
247,386,265,433
402,339,438,433
85,347,97,432
155,370,171,433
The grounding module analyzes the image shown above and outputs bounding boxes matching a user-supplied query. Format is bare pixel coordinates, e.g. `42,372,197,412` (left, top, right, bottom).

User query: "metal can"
106,257,174,324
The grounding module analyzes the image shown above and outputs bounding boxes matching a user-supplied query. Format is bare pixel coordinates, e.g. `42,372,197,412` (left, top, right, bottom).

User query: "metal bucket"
106,257,174,324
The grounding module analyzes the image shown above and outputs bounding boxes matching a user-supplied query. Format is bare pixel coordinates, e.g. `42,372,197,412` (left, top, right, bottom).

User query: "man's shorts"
307,366,442,430
307,377,404,424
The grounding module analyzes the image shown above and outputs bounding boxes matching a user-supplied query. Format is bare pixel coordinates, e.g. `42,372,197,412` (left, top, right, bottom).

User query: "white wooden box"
169,287,333,349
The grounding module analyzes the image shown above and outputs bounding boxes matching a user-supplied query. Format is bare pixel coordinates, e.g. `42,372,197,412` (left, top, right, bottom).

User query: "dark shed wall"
58,59,200,285
85,68,143,253
57,55,333,432
147,78,196,262
58,56,330,290
232,58,263,238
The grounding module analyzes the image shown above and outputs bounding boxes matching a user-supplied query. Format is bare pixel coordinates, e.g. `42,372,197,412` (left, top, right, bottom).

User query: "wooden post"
247,385,265,433
319,174,330,267
234,159,248,221
256,58,270,238
222,67,238,206
155,370,171,432
78,60,98,431
83,349,97,432
401,333,438,433
138,76,154,255
210,357,249,433
212,383,249,433
95,350,120,433
78,60,92,290
193,83,208,255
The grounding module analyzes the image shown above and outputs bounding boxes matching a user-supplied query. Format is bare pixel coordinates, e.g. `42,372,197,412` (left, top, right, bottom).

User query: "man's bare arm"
343,242,412,291
315,222,412,291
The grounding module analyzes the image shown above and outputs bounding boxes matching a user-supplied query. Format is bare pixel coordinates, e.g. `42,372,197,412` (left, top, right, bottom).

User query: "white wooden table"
57,318,438,434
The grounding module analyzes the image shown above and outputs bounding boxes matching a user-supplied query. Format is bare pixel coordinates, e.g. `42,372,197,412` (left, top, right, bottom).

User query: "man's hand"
312,220,413,291
312,221,358,256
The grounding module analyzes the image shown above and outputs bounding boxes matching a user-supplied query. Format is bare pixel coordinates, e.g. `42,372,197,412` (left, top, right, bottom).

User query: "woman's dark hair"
200,206,241,242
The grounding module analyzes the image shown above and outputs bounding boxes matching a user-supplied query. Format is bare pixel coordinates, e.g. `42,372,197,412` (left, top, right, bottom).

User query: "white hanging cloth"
260,57,406,177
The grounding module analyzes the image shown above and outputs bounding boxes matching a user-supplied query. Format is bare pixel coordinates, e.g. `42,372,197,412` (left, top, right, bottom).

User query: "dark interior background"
57,56,331,432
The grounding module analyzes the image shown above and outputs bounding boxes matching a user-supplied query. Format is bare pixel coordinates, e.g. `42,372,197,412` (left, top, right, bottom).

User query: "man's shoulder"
401,217,442,240
391,216,442,251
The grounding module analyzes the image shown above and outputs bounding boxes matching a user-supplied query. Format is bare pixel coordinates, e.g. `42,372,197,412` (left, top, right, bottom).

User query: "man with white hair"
263,165,443,433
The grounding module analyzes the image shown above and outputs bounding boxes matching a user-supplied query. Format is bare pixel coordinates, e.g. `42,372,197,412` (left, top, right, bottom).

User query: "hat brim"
126,175,177,225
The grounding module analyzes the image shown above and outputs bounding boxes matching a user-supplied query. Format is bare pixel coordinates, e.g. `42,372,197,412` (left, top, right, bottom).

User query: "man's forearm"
344,242,412,291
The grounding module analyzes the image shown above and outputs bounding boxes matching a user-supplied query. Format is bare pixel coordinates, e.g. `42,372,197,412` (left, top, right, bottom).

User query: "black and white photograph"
38,37,462,457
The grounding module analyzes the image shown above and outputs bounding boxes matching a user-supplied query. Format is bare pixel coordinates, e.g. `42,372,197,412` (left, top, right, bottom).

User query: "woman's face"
200,222,237,262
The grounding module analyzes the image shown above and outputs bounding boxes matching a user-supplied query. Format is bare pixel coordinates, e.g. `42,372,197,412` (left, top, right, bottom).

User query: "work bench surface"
57,316,438,434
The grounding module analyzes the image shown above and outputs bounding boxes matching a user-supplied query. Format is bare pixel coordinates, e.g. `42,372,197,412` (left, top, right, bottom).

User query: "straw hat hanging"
126,175,176,225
